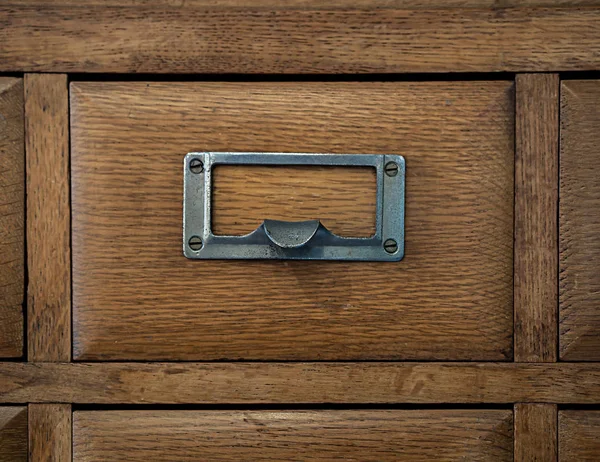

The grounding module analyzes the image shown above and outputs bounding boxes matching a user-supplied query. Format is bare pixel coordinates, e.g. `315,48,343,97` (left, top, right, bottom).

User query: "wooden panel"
6,0,600,8
1,6,600,73
0,407,27,462
212,165,377,237
71,81,514,361
28,404,71,462
514,404,557,462
73,410,513,461
1,362,600,404
560,80,600,361
560,411,600,461
25,74,71,362
514,74,559,362
0,78,24,358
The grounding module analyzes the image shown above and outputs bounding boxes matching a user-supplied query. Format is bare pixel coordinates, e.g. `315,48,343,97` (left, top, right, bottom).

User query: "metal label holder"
183,152,405,261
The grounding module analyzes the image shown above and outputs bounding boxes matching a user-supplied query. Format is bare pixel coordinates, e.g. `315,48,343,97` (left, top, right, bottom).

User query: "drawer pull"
183,152,405,261
263,219,321,249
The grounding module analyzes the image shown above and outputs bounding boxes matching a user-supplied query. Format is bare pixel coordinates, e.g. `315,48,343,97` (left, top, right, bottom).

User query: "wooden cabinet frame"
1,2,600,460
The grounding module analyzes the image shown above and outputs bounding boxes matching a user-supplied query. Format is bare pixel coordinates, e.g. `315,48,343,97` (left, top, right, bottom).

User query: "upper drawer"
70,81,514,361
73,410,513,461
560,80,600,361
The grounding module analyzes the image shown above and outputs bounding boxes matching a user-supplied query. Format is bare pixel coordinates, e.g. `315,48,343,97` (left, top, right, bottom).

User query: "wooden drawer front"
560,411,600,461
0,78,24,358
73,410,513,461
560,80,600,360
0,407,27,462
71,81,514,361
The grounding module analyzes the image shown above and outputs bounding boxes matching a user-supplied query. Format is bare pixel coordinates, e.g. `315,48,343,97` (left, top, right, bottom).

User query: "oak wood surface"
514,74,559,363
559,411,600,461
1,362,600,404
212,165,377,237
559,80,600,361
71,81,514,361
0,78,24,358
7,0,600,7
514,403,557,462
73,410,513,461
25,74,71,362
28,404,71,462
0,407,27,462
1,6,600,73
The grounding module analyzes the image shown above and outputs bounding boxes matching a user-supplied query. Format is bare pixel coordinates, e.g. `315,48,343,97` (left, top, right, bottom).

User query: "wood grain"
0,78,24,358
0,407,27,462
1,6,600,73
213,165,376,237
514,74,559,363
7,0,600,8
71,81,514,361
514,404,557,462
28,404,71,462
560,80,600,361
73,410,513,461
1,362,600,404
560,411,600,461
25,74,71,362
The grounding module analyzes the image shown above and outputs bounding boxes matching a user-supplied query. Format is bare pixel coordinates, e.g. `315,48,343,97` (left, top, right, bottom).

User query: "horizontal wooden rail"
1,362,599,404
0,6,599,73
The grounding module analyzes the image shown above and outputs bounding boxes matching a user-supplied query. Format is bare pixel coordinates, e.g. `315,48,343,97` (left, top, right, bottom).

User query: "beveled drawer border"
23,73,562,365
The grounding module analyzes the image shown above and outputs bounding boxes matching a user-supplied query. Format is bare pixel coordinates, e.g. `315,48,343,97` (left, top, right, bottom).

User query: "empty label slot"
212,164,377,237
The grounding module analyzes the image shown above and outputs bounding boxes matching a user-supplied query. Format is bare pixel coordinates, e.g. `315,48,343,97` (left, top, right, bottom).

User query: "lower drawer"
560,411,600,461
73,409,513,461
0,407,27,462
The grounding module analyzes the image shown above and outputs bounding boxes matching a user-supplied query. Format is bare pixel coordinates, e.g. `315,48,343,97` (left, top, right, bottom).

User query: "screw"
384,161,398,177
383,239,398,254
188,235,203,251
189,158,204,174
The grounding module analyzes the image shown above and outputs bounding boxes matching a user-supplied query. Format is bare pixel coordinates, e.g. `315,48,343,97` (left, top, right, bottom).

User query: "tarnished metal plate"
183,152,405,261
